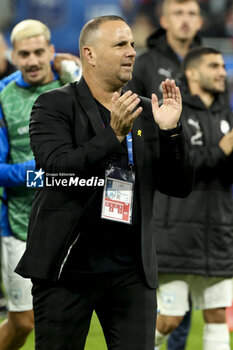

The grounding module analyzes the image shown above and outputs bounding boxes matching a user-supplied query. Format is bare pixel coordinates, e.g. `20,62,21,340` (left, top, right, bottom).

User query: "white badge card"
101,166,135,224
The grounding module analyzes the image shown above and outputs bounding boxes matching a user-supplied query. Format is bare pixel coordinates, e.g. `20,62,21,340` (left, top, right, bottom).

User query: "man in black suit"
16,15,193,350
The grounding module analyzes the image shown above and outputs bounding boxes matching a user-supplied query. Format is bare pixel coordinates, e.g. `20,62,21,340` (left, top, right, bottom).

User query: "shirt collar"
15,70,59,88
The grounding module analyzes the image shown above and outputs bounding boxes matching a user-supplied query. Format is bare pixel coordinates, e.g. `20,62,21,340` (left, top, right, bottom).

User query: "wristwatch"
159,122,182,137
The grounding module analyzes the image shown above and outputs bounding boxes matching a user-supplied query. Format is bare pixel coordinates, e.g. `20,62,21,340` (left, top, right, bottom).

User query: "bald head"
79,16,135,93
79,15,126,62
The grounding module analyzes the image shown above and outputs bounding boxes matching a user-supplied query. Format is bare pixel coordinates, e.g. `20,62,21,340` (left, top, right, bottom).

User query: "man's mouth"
216,79,225,85
122,62,133,68
181,25,190,32
26,67,41,75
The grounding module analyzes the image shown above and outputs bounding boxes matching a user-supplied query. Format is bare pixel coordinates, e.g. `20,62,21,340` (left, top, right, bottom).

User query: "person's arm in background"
181,113,233,185
53,53,82,84
0,105,35,187
0,52,82,92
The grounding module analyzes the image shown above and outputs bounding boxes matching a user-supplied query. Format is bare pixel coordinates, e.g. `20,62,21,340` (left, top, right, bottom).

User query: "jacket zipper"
57,232,81,279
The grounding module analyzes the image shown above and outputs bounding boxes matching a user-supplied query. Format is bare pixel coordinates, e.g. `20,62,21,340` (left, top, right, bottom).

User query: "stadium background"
0,0,233,105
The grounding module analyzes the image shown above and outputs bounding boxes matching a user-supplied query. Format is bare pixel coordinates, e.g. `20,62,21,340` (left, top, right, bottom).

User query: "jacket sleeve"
157,129,194,198
0,105,35,187
181,114,233,184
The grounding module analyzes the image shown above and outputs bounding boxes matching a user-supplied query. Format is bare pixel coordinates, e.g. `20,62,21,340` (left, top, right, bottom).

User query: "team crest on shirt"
10,288,22,302
161,292,176,307
220,120,230,134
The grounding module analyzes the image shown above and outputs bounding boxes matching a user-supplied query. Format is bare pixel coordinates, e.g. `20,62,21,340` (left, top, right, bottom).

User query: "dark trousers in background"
168,302,192,350
32,270,157,350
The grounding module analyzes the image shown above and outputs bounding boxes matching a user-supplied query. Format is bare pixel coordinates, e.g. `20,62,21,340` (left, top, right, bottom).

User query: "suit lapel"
74,78,104,135
74,79,145,179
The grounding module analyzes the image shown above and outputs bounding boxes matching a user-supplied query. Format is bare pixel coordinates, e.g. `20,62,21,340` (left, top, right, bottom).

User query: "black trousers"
32,269,157,350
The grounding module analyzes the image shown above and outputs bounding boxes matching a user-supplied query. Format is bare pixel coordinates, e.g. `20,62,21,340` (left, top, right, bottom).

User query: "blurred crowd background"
1,0,233,51
0,0,233,96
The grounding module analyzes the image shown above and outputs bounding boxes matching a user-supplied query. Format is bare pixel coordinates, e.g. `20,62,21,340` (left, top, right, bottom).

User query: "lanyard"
126,131,134,166
102,122,134,167
99,101,134,167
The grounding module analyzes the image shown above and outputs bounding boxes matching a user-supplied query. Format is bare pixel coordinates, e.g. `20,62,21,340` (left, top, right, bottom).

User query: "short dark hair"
79,15,125,57
182,46,222,72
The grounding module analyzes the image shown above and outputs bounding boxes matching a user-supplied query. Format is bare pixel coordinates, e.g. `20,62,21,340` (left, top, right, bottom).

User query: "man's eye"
36,50,44,56
20,52,29,58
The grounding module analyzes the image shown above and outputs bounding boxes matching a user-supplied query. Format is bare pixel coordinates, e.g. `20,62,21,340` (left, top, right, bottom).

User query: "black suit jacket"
16,77,193,288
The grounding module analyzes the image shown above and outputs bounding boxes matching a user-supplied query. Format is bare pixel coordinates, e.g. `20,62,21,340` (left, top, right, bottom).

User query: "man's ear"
49,44,55,59
185,67,199,82
82,46,96,67
160,15,168,30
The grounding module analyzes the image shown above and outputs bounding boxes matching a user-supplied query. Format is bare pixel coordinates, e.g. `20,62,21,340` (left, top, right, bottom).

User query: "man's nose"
219,66,227,77
127,46,136,57
27,54,39,65
181,12,192,22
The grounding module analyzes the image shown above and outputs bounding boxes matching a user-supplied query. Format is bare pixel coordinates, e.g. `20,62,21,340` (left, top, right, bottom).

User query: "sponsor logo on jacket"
188,118,203,145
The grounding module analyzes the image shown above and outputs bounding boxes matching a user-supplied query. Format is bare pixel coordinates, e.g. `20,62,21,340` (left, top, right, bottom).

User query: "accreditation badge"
101,166,135,224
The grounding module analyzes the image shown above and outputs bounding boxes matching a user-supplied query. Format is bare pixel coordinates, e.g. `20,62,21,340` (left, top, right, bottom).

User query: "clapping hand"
152,79,182,130
110,90,142,142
